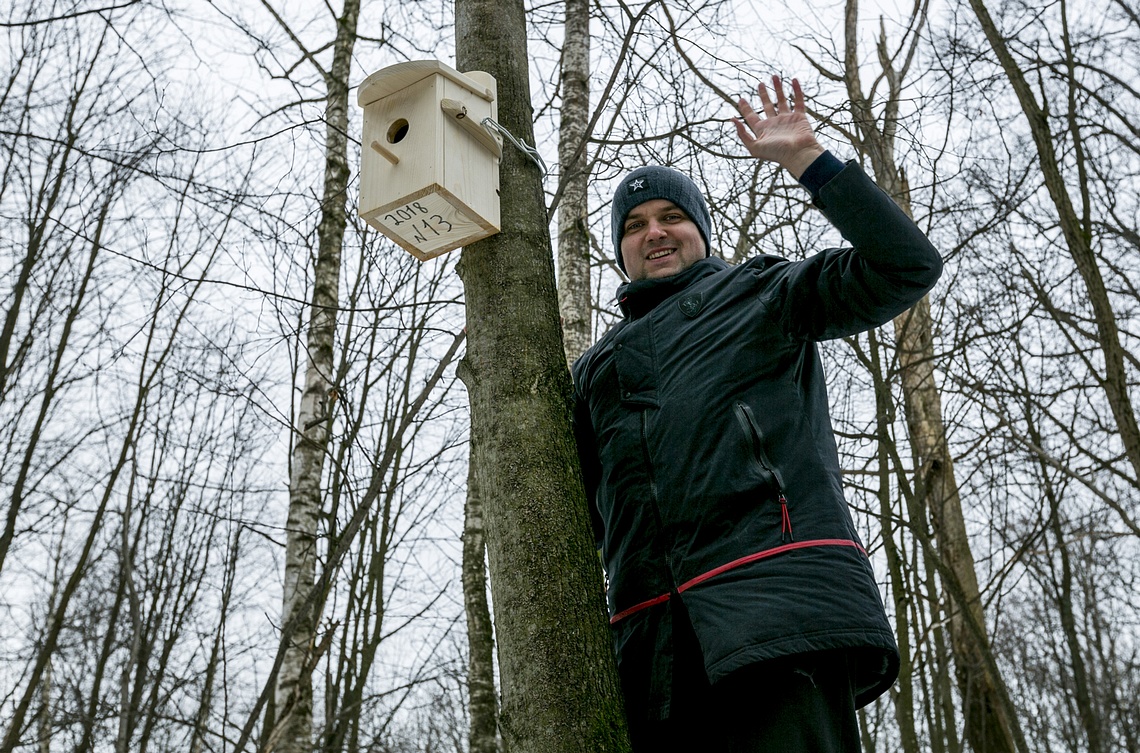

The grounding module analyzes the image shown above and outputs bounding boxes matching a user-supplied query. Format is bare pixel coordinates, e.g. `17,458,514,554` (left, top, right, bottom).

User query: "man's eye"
626,222,644,232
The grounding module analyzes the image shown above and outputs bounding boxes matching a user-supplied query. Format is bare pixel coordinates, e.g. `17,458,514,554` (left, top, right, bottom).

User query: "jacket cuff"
797,151,846,202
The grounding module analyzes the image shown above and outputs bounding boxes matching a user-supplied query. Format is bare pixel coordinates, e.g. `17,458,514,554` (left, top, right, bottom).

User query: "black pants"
625,606,863,753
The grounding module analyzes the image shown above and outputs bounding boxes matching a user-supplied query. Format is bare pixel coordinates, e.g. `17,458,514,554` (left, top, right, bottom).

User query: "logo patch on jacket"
678,292,703,318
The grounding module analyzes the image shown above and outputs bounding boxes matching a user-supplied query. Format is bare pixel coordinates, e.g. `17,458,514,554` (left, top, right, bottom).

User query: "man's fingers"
772,74,789,113
755,82,776,118
737,97,768,137
739,73,806,142
732,117,755,147
791,77,805,113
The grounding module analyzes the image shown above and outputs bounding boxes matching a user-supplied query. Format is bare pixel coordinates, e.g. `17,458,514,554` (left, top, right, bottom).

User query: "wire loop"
481,117,548,177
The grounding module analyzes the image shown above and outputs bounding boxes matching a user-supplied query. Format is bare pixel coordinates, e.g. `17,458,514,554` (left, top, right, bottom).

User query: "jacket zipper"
734,402,793,542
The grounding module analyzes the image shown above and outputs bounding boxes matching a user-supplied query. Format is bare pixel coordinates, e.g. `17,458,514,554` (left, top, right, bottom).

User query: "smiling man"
571,76,943,752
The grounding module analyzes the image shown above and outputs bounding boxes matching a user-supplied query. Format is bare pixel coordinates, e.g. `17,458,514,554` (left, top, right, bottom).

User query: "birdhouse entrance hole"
387,119,409,144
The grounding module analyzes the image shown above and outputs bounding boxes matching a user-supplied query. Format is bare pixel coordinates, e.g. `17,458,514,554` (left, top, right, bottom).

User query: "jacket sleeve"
769,161,943,341
571,373,606,549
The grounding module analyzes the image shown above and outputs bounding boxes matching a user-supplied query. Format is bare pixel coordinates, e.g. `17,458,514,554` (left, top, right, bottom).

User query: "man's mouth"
647,248,674,261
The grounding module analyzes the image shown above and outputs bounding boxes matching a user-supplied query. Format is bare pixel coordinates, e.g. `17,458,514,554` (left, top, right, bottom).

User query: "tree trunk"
894,296,1022,753
454,0,630,751
272,1,360,750
556,0,593,365
463,442,500,753
924,537,960,753
36,656,51,753
115,493,144,753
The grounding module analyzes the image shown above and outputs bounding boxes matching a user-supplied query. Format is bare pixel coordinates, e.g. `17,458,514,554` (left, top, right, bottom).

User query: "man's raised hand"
732,75,825,179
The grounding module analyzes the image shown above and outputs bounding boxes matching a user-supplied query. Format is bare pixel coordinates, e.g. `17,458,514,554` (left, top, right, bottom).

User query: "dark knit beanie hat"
611,165,713,274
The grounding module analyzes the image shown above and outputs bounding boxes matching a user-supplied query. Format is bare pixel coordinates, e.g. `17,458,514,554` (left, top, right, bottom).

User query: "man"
571,76,943,751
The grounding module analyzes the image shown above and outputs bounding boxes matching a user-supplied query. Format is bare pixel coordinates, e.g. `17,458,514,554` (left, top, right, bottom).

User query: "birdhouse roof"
357,60,494,107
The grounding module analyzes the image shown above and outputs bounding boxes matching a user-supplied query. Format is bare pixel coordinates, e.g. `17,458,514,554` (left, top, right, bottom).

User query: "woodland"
1,0,1138,751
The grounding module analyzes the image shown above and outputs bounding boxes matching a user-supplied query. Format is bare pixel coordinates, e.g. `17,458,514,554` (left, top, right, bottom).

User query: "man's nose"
645,220,667,239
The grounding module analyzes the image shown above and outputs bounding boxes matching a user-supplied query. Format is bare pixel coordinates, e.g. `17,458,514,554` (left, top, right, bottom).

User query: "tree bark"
272,1,360,750
556,0,593,365
454,0,630,751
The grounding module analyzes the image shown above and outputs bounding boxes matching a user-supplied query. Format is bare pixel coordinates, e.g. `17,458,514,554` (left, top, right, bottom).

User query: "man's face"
620,199,706,282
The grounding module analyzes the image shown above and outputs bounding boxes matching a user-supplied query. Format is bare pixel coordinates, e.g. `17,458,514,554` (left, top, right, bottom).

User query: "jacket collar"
617,256,728,319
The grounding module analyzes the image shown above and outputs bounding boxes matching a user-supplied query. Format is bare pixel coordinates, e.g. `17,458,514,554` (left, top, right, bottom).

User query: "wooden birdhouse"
357,60,502,260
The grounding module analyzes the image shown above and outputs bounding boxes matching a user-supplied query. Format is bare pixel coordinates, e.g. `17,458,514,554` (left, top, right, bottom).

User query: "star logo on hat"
628,178,646,192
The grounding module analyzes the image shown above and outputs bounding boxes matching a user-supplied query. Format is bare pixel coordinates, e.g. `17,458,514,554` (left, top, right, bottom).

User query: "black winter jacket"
571,162,943,716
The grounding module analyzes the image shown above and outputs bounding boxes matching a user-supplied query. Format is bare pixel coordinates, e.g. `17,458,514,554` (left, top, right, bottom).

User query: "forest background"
1,0,1138,751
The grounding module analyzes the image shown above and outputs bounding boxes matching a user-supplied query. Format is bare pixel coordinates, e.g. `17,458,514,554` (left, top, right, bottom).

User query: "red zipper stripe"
609,592,672,624
609,538,868,624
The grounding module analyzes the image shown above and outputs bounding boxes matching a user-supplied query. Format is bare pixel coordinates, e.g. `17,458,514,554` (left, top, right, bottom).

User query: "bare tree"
929,0,1140,748
965,0,1140,489
0,6,268,749
228,1,363,749
454,0,630,750
317,248,467,753
837,7,1024,752
7,0,1140,750
3,2,475,751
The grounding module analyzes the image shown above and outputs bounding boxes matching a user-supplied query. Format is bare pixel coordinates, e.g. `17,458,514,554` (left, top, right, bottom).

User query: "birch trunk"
463,444,500,753
556,0,593,365
455,0,630,750
272,1,359,750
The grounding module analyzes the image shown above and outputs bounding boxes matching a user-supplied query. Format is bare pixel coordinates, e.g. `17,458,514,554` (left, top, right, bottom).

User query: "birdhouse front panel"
358,61,501,260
